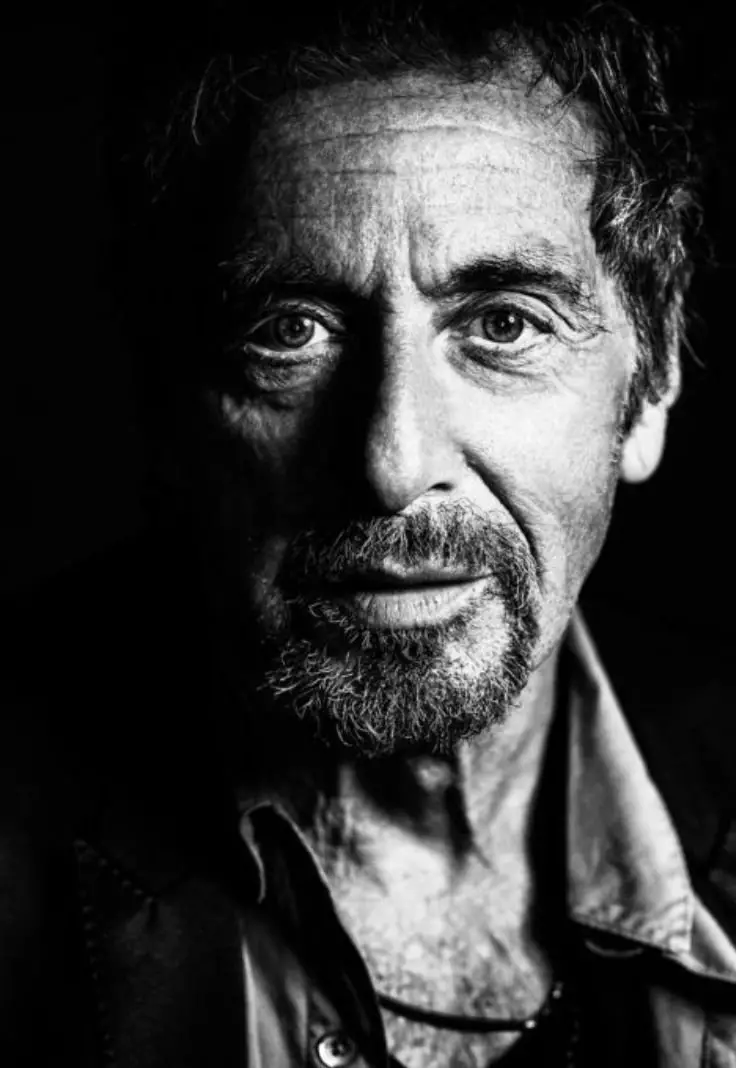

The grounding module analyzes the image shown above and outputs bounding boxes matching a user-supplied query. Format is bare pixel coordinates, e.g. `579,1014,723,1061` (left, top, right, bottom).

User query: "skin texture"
191,66,676,1065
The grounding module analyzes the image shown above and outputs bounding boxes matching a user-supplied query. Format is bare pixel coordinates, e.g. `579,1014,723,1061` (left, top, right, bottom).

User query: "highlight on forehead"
234,64,601,273
248,61,599,166
121,3,697,434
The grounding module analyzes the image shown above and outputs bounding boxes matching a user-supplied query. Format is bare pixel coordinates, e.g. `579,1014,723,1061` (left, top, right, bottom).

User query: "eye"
246,312,331,353
473,309,531,345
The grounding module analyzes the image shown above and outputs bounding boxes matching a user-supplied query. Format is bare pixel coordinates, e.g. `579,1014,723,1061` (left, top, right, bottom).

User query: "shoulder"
582,595,736,939
1,530,207,820
581,596,736,826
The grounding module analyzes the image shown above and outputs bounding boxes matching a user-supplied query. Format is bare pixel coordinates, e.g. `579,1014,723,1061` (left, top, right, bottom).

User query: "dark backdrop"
4,8,734,647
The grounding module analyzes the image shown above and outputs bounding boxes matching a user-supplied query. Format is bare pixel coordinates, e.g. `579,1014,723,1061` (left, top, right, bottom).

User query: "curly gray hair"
110,0,707,433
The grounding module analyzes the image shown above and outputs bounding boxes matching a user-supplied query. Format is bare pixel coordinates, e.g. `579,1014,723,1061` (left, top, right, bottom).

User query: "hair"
103,0,708,442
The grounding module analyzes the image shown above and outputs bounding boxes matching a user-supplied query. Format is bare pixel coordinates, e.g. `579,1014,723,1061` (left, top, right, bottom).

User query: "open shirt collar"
236,611,736,985
566,611,736,983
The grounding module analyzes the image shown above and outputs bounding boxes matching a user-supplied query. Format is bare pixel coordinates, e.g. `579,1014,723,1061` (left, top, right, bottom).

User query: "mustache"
279,502,537,603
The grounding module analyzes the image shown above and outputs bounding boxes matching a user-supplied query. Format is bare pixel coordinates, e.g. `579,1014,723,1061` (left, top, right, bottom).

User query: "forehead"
236,70,602,294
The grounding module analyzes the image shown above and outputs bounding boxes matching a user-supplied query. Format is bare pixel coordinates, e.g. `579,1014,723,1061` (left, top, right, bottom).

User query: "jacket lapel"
69,719,257,1068
74,836,248,1068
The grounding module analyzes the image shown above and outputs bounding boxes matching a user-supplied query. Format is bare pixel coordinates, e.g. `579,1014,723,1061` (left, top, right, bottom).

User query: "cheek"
479,395,622,665
530,403,622,586
470,382,624,588
191,404,296,616
211,393,325,520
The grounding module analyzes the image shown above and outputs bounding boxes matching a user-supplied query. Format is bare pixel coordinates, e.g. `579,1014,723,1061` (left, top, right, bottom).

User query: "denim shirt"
234,613,736,1068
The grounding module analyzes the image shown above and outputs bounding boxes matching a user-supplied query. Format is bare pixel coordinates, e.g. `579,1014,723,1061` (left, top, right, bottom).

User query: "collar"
72,562,735,986
565,610,736,983
237,610,736,985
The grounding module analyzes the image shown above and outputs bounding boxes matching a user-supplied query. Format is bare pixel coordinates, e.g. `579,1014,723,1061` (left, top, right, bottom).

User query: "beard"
224,501,540,759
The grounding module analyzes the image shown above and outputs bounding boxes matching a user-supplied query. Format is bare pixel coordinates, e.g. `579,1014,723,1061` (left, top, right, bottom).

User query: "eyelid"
245,299,344,335
448,297,556,344
240,305,344,358
247,315,329,341
237,295,557,362
449,291,548,320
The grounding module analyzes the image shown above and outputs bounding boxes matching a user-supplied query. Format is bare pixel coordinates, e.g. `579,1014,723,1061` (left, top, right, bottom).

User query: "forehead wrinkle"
228,229,387,300
255,150,590,223
261,124,592,181
250,132,594,230
268,67,583,135
246,82,596,204
266,122,572,152
227,227,603,316
236,191,599,305
235,73,610,318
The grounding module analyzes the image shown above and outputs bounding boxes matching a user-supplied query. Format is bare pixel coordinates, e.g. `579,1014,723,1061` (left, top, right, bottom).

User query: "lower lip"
326,579,490,628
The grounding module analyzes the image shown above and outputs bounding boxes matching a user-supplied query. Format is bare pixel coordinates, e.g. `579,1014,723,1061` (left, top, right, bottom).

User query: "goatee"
248,502,539,757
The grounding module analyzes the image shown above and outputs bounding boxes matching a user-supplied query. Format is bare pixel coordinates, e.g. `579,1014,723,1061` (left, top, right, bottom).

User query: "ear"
619,397,670,483
620,328,682,485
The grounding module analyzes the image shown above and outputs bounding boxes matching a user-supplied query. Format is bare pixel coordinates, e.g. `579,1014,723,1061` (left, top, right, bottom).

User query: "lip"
325,566,484,589
322,574,490,628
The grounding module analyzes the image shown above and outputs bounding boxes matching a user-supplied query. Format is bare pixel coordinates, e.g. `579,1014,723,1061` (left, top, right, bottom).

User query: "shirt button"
313,1029,359,1067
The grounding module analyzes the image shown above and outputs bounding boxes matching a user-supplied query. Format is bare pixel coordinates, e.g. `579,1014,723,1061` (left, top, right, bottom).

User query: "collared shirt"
234,612,736,1067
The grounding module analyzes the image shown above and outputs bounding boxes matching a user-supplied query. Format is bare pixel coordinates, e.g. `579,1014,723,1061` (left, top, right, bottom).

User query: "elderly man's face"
198,68,654,754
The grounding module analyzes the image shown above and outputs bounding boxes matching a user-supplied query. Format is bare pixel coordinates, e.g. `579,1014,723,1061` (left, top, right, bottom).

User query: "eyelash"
455,305,553,353
235,300,555,363
237,304,338,360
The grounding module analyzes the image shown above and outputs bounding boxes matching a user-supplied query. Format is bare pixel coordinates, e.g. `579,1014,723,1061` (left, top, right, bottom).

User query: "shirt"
234,611,736,1067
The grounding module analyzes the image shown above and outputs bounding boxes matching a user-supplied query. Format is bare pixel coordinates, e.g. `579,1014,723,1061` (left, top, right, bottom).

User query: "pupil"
483,311,523,343
274,315,314,347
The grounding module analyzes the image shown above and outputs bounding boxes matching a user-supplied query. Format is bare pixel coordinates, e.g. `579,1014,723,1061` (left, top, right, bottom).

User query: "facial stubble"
248,505,540,757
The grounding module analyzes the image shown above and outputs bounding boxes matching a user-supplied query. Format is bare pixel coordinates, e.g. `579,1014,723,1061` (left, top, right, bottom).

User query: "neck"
232,647,569,1036
235,646,562,888
329,650,558,882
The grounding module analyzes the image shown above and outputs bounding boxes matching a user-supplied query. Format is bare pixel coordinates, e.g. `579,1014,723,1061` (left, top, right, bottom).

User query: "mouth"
316,569,491,628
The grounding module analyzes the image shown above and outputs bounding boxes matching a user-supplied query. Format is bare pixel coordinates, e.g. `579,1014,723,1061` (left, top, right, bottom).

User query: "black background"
3,7,734,646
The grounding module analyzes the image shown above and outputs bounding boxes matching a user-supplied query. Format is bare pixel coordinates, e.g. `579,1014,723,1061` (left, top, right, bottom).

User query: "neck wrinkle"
288,644,562,889
461,645,560,851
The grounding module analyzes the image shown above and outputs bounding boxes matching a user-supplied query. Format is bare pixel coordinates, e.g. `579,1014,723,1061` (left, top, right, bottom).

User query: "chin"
256,600,539,758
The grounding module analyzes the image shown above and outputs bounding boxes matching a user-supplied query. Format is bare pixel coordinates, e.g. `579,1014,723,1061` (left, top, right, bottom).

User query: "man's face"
194,67,643,756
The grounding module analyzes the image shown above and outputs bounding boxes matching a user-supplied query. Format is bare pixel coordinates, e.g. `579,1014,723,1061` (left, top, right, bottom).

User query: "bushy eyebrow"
220,242,605,325
221,247,346,300
422,251,601,318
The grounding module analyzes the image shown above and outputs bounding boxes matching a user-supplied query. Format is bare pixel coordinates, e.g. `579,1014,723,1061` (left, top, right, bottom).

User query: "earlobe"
621,336,680,484
620,401,669,484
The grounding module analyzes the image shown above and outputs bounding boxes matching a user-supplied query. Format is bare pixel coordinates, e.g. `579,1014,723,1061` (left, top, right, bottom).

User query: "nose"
362,331,462,514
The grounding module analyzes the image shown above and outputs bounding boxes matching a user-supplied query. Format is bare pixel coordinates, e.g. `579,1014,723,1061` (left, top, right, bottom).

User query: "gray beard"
258,625,536,757
247,511,540,758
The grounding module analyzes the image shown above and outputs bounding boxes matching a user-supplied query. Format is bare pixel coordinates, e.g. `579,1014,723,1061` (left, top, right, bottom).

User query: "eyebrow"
222,247,346,298
422,251,601,320
221,244,603,323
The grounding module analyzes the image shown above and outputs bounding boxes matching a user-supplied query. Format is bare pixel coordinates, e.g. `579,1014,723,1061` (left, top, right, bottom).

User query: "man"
2,1,735,1065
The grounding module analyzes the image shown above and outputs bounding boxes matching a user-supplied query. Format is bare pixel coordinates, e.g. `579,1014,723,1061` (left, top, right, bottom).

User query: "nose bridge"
363,315,456,512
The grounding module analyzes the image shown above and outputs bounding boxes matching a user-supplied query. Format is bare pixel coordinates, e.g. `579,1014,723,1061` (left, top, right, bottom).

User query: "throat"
309,751,478,883
319,814,554,1043
306,754,552,1009
299,690,568,1023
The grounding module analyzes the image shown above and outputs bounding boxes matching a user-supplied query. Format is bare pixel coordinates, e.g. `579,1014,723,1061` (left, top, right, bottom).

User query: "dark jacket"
2,533,735,1066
